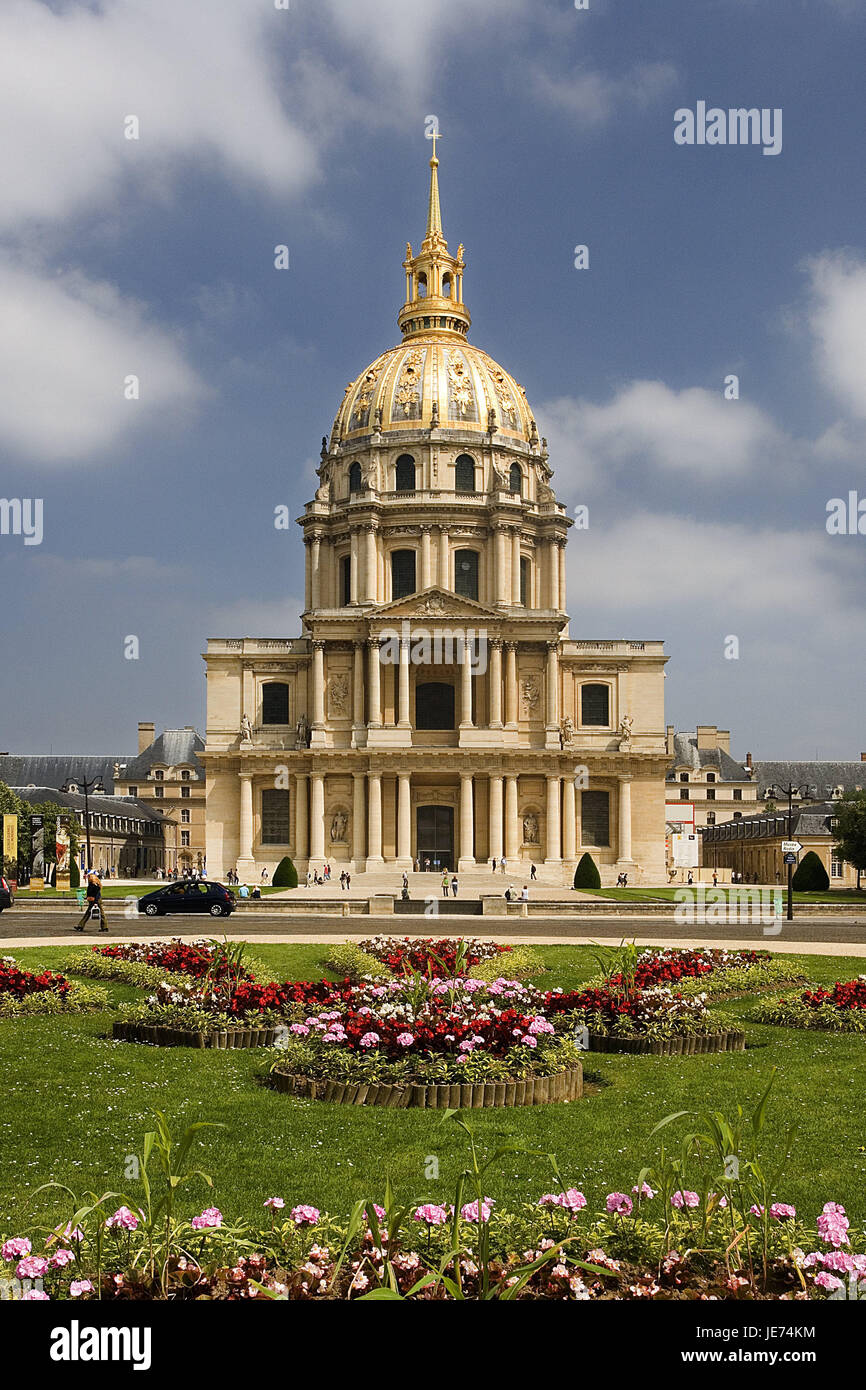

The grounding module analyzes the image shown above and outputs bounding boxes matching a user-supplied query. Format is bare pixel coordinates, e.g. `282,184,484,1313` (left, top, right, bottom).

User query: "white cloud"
0,258,202,462
530,61,678,126
540,381,787,489
804,251,866,421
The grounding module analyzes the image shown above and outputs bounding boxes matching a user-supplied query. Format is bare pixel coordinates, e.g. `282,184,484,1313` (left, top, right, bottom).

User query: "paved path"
4,911,866,955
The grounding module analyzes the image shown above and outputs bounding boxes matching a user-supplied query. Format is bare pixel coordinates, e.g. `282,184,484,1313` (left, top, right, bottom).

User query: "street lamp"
765,782,817,920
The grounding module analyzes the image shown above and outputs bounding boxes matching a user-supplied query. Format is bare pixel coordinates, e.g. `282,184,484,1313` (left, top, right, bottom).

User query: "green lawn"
578,886,865,903
1,944,864,1238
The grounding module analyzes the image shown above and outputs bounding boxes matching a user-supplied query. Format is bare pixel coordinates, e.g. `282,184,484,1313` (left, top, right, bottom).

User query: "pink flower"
264,1197,285,1210
749,1204,765,1217
817,1202,849,1248
538,1189,587,1213
671,1191,700,1210
396,1033,415,1047
69,1280,93,1297
814,1271,843,1291
520,1035,537,1048
290,1205,320,1226
414,1204,450,1226
105,1205,139,1231
191,1207,223,1229
632,1183,656,1200
460,1198,495,1223
22,1289,50,1300
359,1032,380,1048
16,1255,49,1280
49,1249,75,1269
769,1203,796,1222
2,1237,31,1262
606,1193,633,1216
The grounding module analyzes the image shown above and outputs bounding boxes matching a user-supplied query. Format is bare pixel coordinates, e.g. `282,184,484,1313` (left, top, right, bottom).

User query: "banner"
30,813,45,890
2,814,17,882
55,815,71,890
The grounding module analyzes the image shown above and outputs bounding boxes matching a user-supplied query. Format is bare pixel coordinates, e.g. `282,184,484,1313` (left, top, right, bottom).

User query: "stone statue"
521,676,540,714
330,810,348,843
241,714,253,743
559,716,574,749
296,713,310,748
328,672,349,717
618,713,634,750
487,407,497,433
523,812,539,844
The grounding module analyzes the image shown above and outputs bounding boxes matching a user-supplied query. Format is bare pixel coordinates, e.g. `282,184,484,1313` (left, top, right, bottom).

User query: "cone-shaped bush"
791,850,829,892
573,852,601,889
272,856,298,889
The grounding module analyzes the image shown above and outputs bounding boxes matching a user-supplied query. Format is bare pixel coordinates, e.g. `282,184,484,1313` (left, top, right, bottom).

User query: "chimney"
745,752,753,770
666,725,675,756
861,753,866,762
716,729,730,754
138,721,155,753
696,725,717,750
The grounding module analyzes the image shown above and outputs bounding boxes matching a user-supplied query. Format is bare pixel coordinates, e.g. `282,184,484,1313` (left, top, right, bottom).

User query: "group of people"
616,871,630,886
504,884,530,904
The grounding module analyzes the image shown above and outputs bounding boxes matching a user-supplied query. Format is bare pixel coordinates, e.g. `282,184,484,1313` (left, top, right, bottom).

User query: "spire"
425,132,443,242
398,139,471,340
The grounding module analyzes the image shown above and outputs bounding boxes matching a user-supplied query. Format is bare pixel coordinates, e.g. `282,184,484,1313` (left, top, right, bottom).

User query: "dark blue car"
138,880,235,918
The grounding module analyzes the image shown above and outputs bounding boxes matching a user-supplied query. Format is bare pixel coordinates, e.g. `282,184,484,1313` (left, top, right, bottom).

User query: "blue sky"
0,0,864,759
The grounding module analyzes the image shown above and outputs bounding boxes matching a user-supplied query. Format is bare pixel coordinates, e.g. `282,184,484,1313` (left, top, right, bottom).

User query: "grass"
577,886,864,903
1,944,864,1238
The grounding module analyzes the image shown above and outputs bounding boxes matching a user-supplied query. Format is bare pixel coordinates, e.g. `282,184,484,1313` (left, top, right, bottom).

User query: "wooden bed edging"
586,1029,746,1055
113,1020,278,1049
269,1063,584,1107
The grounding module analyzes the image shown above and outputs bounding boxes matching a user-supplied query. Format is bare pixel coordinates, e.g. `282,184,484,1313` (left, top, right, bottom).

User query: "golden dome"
332,140,538,447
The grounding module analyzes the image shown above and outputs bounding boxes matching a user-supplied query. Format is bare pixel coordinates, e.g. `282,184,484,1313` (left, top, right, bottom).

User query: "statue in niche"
618,713,634,750
240,714,253,743
559,716,574,749
523,812,539,845
328,672,349,716
330,810,348,843
521,676,540,715
296,713,310,748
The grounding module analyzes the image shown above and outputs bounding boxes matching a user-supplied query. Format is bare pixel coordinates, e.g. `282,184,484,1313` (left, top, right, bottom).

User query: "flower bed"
357,935,511,977
750,977,866,1033
544,981,734,1049
589,948,805,999
0,956,107,1019
78,938,264,982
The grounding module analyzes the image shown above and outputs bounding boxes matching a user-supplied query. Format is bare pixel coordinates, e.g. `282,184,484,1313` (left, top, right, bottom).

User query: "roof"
117,729,204,782
701,800,838,842
666,733,748,783
12,786,169,827
0,754,128,795
751,761,866,799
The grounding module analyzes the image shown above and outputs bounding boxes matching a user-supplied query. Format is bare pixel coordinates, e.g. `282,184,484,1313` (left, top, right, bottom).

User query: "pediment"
371,587,501,623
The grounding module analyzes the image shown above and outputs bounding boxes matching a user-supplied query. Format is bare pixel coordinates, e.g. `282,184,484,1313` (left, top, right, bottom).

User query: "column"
311,640,326,729
494,525,507,605
364,525,378,603
618,774,633,862
398,638,411,728
504,775,519,859
295,773,309,860
459,773,475,866
488,773,504,861
562,776,576,861
511,529,521,604
421,526,433,589
557,540,567,611
304,538,312,612
545,774,561,863
489,639,503,728
367,772,383,864
546,538,558,609
352,642,365,729
397,773,411,865
546,642,559,728
460,638,473,728
438,526,449,588
352,771,366,863
310,773,325,861
238,773,254,863
367,639,382,727
504,643,518,728
349,530,359,603
308,532,321,610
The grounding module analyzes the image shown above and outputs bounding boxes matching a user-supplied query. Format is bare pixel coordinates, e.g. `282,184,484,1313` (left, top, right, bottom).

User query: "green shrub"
573,853,601,889
791,851,830,892
468,946,545,981
70,861,80,889
0,979,109,1019
272,856,298,889
323,942,389,981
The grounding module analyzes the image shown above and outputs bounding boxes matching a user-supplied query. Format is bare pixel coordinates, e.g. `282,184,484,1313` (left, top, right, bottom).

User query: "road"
4,910,866,954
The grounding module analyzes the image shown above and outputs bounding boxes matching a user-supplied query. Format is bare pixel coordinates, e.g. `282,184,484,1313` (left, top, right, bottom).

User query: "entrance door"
416,805,454,872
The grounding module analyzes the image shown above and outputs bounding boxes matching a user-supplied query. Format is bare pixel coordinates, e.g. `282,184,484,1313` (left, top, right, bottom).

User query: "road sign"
781,840,802,854
783,852,797,866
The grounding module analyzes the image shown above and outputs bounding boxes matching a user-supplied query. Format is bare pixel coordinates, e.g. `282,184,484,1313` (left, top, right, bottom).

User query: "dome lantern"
398,136,471,341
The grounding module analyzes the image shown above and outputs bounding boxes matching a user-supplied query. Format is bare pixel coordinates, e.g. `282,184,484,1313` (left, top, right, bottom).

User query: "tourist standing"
441,871,449,898
451,874,458,897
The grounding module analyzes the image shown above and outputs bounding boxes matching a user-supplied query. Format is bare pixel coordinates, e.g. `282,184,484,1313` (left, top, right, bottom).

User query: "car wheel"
144,902,159,916
209,903,226,917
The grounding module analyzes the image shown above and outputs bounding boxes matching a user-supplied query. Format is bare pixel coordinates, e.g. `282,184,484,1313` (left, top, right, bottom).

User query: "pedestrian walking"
530,863,537,881
500,857,507,874
74,871,108,933
451,874,458,897
491,857,497,873
441,871,449,898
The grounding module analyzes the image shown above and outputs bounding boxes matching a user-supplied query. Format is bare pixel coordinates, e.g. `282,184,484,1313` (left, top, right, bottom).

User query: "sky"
0,0,864,760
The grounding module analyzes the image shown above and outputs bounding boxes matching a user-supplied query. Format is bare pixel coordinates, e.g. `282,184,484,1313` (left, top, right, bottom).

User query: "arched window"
455,454,476,493
391,549,416,600
262,682,290,725
582,790,610,847
340,554,352,606
519,556,530,606
261,788,290,845
454,549,479,600
417,273,428,299
395,455,416,491
348,462,362,494
509,463,522,494
153,770,163,782
442,273,452,300
580,683,610,727
415,682,455,730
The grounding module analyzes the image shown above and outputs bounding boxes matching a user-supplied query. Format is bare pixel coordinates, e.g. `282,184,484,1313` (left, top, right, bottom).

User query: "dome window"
442,273,453,300
391,549,416,600
455,549,479,601
348,462,362,494
509,463,522,494
417,273,428,300
395,455,416,492
455,454,476,493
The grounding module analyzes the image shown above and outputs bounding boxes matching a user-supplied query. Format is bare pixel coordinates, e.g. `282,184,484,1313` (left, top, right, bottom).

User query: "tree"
272,855,298,889
573,852,601,890
832,790,866,889
791,850,830,892
0,781,82,880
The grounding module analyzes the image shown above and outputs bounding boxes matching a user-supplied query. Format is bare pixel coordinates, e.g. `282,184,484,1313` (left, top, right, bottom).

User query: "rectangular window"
582,790,610,847
261,788,290,845
154,786,163,798
181,831,190,847
181,785,190,799
733,789,742,801
831,858,843,879
706,788,716,801
706,812,716,826
181,809,191,824
680,789,689,801
128,786,137,797
580,684,610,727
340,554,351,606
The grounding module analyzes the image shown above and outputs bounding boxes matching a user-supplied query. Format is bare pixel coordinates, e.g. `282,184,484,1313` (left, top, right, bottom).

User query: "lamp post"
66,770,103,873
765,782,816,920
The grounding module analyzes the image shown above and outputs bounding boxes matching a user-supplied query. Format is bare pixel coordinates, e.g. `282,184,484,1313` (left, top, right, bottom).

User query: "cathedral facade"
203,149,668,885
